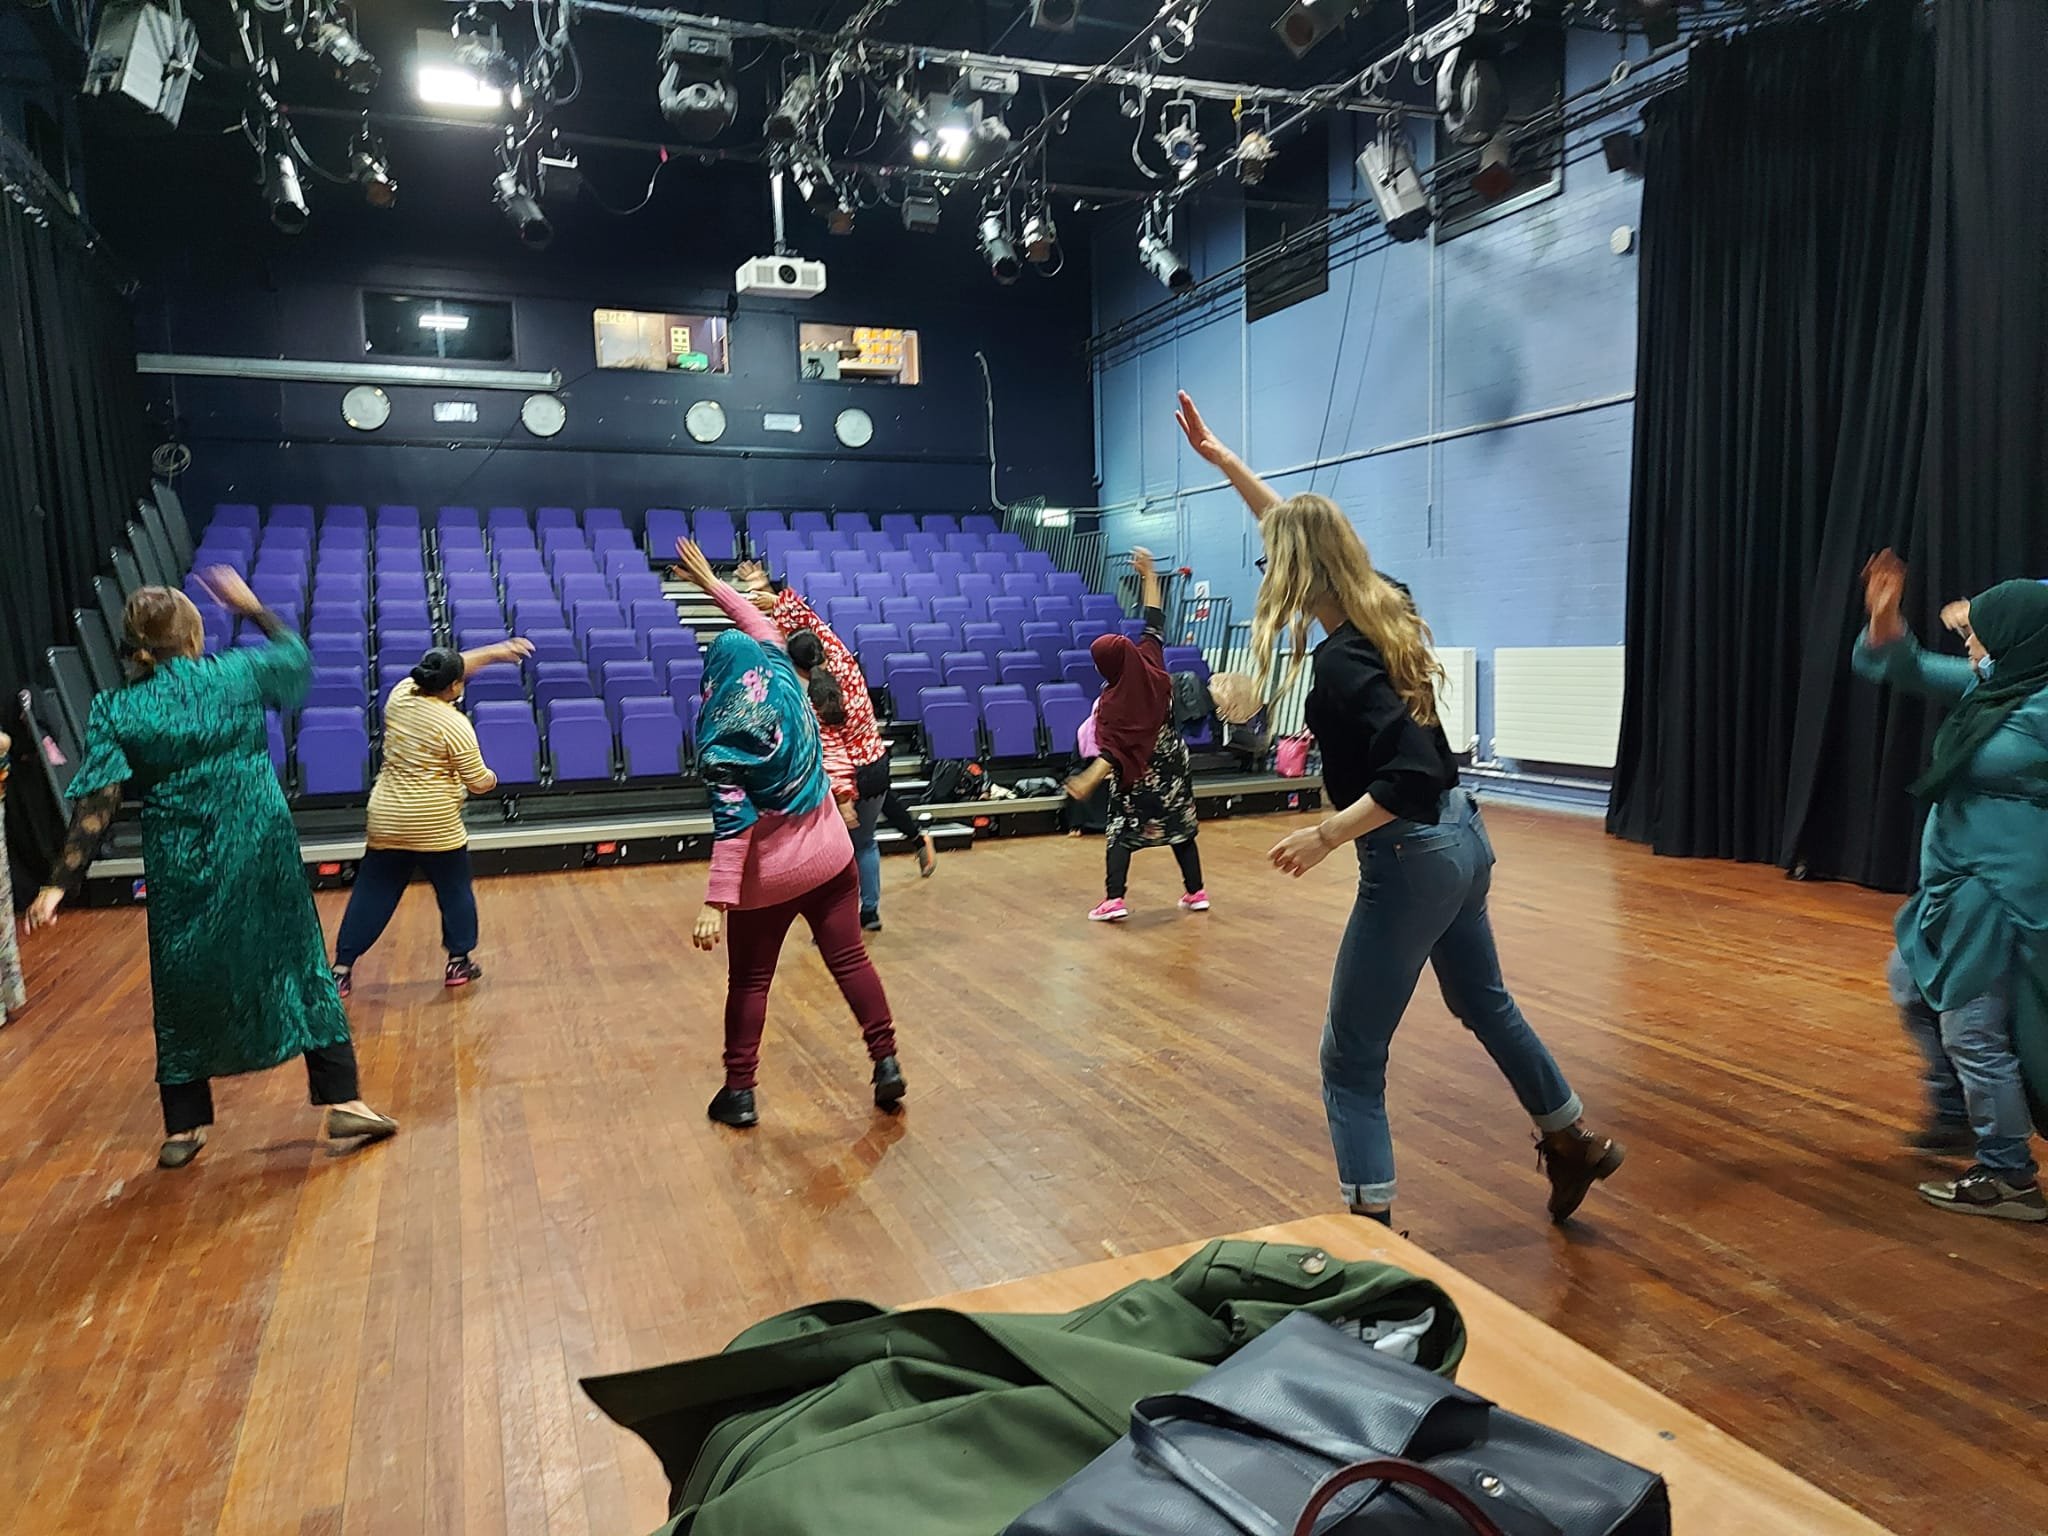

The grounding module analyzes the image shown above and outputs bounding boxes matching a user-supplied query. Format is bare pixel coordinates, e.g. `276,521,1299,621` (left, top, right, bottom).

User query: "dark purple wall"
84,123,1097,525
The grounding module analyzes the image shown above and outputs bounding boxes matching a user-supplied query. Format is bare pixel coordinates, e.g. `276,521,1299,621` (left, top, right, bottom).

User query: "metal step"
877,820,974,851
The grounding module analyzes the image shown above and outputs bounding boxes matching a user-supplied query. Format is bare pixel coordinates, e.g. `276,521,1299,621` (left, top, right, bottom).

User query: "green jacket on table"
582,1239,1464,1536
1853,628,2048,1132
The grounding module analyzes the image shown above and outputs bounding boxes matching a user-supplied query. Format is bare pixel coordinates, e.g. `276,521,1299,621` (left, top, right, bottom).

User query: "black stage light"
349,136,398,207
261,149,309,233
308,17,380,92
978,210,1021,284
1601,128,1644,176
1275,0,1361,60
766,74,817,142
494,166,552,248
1356,130,1432,243
1020,206,1059,267
901,192,942,233
658,22,737,141
1436,46,1504,146
1031,0,1080,32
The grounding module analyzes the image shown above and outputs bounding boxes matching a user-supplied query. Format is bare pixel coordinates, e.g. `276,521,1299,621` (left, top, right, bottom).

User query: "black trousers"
1105,837,1204,900
855,755,925,844
158,1040,361,1135
333,846,480,966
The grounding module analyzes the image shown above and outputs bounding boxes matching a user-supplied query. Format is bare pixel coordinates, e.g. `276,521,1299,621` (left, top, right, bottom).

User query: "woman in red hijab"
1064,548,1208,921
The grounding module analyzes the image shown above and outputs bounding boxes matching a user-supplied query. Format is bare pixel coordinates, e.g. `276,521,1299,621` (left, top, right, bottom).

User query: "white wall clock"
520,393,568,438
834,407,875,449
341,385,390,431
686,399,728,444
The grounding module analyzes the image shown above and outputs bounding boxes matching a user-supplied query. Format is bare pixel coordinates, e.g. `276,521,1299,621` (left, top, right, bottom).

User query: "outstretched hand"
22,885,64,934
692,903,724,952
200,565,262,618
1174,391,1229,467
674,538,719,593
1861,549,1907,646
1130,546,1156,581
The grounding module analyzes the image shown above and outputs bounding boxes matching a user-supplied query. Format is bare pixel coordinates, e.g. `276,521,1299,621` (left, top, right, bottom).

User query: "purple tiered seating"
547,698,612,781
308,666,366,710
961,514,1000,536
692,509,739,563
298,707,368,794
620,697,684,777
535,661,592,712
980,685,1037,758
833,512,873,535
584,629,641,682
1060,649,1103,698
908,622,954,662
646,629,699,674
1021,622,1065,674
941,652,996,696
1039,682,1090,756
852,624,903,662
880,514,919,537
998,650,1050,694
475,702,542,783
465,669,526,704
600,660,660,721
960,622,1004,656
644,508,688,559
790,511,830,538
919,686,978,759
882,654,940,719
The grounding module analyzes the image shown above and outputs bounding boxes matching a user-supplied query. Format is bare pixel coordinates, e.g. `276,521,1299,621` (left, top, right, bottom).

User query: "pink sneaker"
1179,891,1211,913
1087,898,1129,923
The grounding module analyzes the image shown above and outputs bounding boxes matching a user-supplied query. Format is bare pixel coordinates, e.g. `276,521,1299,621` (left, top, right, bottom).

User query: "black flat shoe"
860,909,883,933
872,1056,907,1112
708,1087,758,1128
158,1134,206,1169
326,1107,399,1141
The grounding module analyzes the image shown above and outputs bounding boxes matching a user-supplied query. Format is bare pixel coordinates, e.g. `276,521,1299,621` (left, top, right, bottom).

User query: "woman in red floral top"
734,563,938,930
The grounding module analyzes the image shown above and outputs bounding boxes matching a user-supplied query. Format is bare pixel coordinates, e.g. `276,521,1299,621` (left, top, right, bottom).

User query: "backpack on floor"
925,760,987,804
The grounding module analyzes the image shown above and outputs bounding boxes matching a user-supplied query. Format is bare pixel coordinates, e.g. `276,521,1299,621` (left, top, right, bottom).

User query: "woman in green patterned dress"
23,569,397,1169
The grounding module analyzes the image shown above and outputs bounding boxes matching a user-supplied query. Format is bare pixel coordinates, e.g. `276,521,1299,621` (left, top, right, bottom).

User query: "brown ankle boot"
1535,1123,1625,1223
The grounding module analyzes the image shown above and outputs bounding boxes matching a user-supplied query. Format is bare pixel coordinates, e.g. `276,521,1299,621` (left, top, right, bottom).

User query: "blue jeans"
1887,948,2037,1178
1321,790,1581,1208
851,793,884,915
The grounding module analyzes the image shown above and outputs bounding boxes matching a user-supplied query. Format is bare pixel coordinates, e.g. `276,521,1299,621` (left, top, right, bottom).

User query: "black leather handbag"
1004,1312,1671,1536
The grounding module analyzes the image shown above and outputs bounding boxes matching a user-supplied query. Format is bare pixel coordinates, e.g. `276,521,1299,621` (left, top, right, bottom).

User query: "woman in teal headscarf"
1854,551,2048,1222
675,539,902,1132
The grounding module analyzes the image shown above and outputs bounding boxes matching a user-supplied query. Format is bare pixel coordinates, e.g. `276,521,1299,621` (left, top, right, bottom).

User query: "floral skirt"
0,821,25,1020
1106,723,1199,851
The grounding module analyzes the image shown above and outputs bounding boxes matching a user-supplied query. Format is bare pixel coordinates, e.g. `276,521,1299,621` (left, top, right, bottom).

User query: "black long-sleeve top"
1304,624,1458,823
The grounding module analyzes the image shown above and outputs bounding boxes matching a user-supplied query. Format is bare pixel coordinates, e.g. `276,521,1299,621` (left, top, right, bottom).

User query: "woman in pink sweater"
674,540,904,1129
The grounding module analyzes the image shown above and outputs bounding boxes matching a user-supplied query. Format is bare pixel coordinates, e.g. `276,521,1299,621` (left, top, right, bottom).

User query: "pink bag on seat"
1274,735,1311,778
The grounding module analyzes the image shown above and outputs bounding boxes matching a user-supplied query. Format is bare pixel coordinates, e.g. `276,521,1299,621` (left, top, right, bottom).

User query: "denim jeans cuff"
1340,1179,1397,1209
1532,1094,1584,1134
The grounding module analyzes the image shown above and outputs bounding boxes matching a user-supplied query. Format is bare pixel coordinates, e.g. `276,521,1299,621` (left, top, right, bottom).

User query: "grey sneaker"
1917,1166,2047,1222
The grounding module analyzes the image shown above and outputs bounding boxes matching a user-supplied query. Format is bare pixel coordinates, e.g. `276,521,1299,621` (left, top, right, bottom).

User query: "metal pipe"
136,353,564,390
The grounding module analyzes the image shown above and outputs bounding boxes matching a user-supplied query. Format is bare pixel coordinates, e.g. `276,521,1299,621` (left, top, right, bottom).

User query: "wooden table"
922,1217,1896,1536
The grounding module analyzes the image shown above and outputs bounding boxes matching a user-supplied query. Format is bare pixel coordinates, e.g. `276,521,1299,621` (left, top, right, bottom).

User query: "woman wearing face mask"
1174,392,1623,1226
21,570,396,1168
1854,551,2048,1221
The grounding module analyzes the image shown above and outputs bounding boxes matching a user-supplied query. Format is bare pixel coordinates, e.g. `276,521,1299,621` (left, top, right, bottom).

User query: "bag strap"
1126,1402,1290,1536
1290,1459,1510,1536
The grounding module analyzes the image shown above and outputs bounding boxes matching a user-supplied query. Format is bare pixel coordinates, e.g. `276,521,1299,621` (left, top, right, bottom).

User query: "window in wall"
593,309,731,373
362,293,515,362
798,324,921,385
1245,122,1331,324
1431,25,1566,241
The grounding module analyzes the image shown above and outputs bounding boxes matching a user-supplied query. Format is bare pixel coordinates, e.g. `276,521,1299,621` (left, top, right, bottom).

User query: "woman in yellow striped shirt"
331,640,530,998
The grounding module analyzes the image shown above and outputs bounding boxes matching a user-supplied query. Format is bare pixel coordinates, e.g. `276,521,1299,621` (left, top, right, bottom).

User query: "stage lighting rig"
1030,0,1080,30
1235,126,1276,186
977,207,1022,284
1356,120,1432,242
348,124,397,207
494,146,552,249
1276,0,1365,59
259,144,308,233
766,71,820,143
1436,45,1505,145
304,14,379,93
658,22,737,141
1136,200,1192,294
1020,203,1060,268
1157,98,1202,181
452,8,520,96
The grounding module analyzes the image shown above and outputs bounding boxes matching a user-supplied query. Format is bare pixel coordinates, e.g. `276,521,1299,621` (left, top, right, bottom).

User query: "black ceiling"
63,0,1458,207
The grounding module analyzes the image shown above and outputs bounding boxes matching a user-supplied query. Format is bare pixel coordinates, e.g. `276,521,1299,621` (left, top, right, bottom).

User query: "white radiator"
1434,647,1477,755
1490,646,1626,769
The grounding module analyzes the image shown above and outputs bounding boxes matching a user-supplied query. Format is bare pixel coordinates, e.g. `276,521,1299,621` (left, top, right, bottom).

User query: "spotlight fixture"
934,103,973,164
658,22,737,141
348,128,397,208
1030,0,1080,31
1157,99,1202,180
1275,0,1362,59
766,72,818,142
1020,205,1059,267
1137,204,1192,294
1356,125,1432,243
879,80,934,158
539,147,582,204
901,191,942,233
1235,128,1275,185
977,209,1021,285
1469,133,1515,201
260,147,309,233
452,13,520,95
1436,46,1504,145
307,17,380,93
826,196,856,236
788,149,840,220
494,165,552,249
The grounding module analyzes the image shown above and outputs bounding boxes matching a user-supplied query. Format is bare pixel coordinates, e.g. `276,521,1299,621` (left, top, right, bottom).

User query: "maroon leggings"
722,859,897,1091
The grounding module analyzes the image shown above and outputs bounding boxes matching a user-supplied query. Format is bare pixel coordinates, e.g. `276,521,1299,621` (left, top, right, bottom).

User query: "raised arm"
1851,549,1977,704
1176,391,1281,519
1132,546,1164,615
675,539,783,647
462,637,534,678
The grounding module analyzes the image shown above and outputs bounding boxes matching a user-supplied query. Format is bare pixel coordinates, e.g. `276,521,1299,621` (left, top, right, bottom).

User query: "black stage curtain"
0,140,153,879
1608,0,2048,893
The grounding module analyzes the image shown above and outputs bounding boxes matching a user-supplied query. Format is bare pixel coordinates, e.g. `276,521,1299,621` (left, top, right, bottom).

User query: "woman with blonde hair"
22,569,396,1169
1176,392,1622,1225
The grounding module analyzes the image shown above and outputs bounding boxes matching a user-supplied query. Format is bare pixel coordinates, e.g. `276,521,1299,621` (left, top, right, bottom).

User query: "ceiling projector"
737,255,827,299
